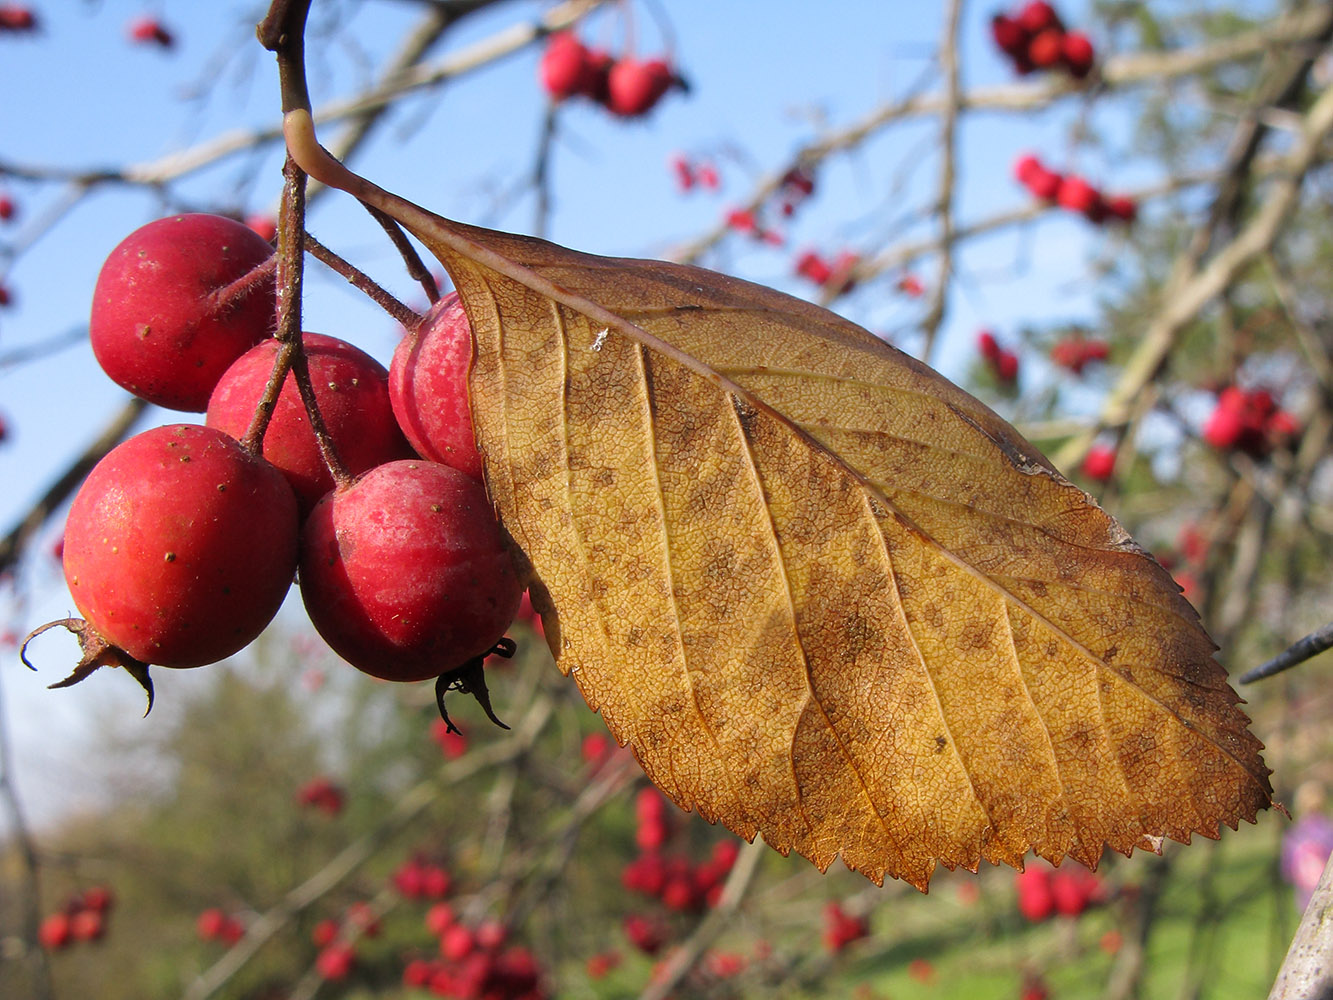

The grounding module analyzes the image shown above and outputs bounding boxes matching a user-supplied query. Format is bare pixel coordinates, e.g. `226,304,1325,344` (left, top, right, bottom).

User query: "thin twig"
359,204,440,306
1240,622,1333,684
303,230,423,328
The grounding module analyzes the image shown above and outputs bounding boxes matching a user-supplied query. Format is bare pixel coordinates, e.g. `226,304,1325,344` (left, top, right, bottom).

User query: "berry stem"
210,254,278,314
301,231,422,329
361,203,441,305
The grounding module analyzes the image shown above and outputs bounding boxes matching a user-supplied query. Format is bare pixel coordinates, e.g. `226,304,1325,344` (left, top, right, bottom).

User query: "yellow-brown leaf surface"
394,213,1271,890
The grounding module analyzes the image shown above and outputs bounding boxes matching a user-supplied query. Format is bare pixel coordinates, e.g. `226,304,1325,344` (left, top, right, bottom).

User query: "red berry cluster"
670,153,720,193
991,2,1095,79
724,207,784,245
794,249,859,293
127,15,173,48
404,912,547,999
1014,154,1137,224
392,854,453,900
295,775,346,816
196,907,247,946
620,788,742,916
539,30,682,118
777,166,816,217
38,886,114,950
27,216,524,720
1202,385,1300,457
1015,863,1106,920
822,901,869,953
1050,335,1109,375
978,330,1020,383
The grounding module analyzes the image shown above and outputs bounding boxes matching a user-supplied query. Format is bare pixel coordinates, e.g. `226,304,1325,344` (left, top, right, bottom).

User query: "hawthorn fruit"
90,214,276,411
298,460,523,685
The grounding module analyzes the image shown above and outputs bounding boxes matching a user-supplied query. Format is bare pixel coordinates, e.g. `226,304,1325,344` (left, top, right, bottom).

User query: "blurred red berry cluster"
794,249,859,292
392,854,453,900
822,901,870,953
196,906,246,947
539,30,683,118
1014,154,1136,224
401,911,546,998
670,153,720,193
991,2,1095,79
1050,335,1110,375
39,885,114,950
978,330,1020,383
1015,863,1106,921
295,775,346,816
1202,385,1300,457
620,787,742,918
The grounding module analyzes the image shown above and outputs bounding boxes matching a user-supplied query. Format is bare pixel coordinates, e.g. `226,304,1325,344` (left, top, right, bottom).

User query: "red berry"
245,214,277,242
1081,445,1117,482
1056,175,1103,218
441,923,474,962
79,885,114,913
390,294,484,481
196,908,227,941
0,192,15,221
298,461,523,683
403,958,437,987
90,214,276,411
1105,194,1137,223
1017,1,1062,35
623,914,665,955
311,918,339,948
426,902,456,937
69,908,105,942
315,943,356,981
128,16,174,48
540,32,592,100
606,57,675,117
1016,866,1054,921
209,332,413,515
1027,28,1065,69
0,5,36,31
586,951,621,979
991,14,1029,56
475,919,507,951
431,716,469,758
1024,164,1062,201
795,251,833,286
60,425,298,668
696,162,720,189
38,912,72,950
1062,30,1095,77
725,208,758,235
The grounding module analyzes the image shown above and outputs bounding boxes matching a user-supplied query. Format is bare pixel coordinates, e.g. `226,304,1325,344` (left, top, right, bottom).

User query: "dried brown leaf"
285,115,1273,890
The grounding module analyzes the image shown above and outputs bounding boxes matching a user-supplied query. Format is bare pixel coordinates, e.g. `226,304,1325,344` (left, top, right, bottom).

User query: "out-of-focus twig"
1267,847,1333,1000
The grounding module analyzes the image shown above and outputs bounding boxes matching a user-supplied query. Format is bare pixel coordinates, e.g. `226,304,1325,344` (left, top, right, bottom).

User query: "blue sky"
0,0,1173,824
